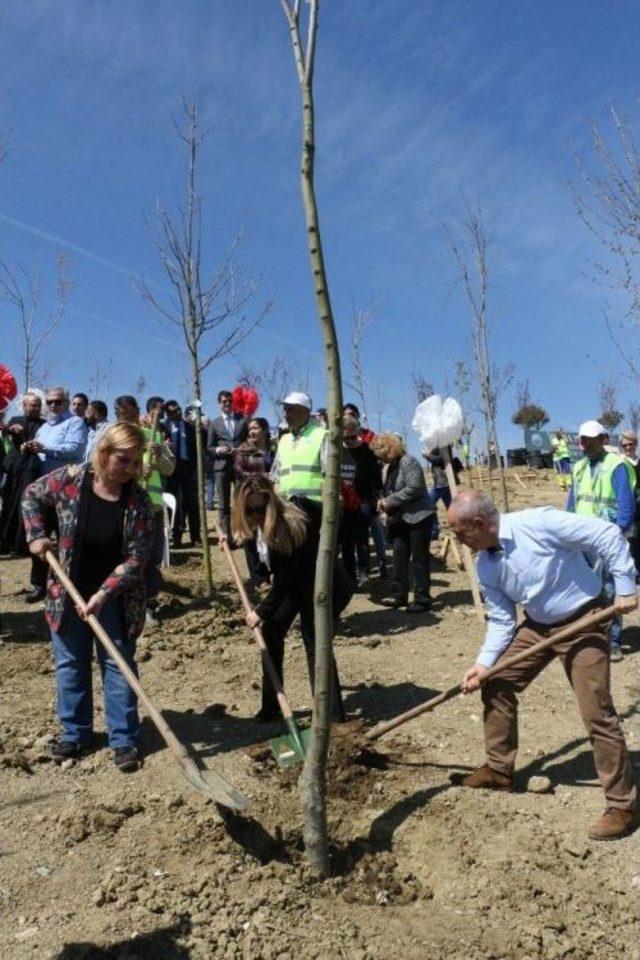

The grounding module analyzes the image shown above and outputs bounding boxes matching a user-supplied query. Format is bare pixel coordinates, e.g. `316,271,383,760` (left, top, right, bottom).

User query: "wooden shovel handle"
213,519,296,723
365,602,616,742
45,551,190,762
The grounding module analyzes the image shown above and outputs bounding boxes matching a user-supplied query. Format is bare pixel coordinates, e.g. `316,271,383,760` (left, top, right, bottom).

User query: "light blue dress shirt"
35,412,88,474
476,507,637,668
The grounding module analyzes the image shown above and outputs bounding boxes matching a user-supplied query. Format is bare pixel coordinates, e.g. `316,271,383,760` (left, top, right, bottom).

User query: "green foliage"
600,408,623,431
512,404,550,428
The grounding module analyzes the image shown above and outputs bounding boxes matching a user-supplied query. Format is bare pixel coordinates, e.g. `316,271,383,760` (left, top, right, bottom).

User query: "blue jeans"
51,599,139,748
602,573,622,647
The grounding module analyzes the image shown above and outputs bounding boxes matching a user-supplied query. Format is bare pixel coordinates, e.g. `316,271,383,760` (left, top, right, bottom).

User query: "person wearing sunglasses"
230,474,345,723
22,422,154,772
24,386,88,476
20,387,88,601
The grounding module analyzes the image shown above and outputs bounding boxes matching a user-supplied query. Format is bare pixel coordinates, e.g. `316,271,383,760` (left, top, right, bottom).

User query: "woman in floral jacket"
22,422,154,771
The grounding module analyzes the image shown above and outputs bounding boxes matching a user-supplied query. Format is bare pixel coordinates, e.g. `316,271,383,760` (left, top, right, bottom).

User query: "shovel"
45,551,249,810
365,603,616,743
214,521,310,768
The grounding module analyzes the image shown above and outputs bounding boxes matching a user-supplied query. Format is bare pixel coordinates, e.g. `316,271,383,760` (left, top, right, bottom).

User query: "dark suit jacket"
206,414,248,473
168,419,206,468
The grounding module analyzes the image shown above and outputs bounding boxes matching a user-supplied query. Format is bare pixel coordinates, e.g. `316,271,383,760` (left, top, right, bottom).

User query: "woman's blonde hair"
92,422,145,480
370,432,405,461
231,475,308,555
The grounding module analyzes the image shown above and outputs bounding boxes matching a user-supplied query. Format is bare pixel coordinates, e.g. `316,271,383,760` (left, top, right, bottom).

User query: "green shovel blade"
269,725,312,769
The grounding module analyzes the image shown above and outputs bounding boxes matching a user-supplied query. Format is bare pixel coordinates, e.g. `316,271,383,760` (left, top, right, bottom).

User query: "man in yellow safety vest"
567,419,636,662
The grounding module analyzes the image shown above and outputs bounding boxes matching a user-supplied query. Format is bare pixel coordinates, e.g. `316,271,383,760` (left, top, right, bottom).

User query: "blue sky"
1,0,638,450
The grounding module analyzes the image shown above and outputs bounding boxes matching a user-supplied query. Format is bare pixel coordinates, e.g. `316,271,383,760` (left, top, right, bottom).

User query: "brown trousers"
482,615,636,810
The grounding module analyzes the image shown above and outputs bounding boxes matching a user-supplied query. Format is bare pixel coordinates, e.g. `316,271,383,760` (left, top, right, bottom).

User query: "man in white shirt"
448,489,638,841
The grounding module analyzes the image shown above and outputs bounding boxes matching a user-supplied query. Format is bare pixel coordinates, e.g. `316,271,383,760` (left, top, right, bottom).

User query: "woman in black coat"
230,474,346,723
0,391,45,555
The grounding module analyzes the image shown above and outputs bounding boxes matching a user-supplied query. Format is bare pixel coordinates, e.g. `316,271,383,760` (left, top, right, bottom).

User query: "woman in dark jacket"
0,391,45,555
230,474,345,723
233,417,273,583
370,432,435,612
22,422,154,771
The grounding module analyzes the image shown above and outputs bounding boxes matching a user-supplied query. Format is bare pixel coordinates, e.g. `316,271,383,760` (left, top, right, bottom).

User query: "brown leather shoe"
463,763,514,791
587,807,638,841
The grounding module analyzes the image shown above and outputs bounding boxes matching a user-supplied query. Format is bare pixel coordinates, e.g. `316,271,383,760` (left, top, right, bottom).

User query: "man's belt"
524,595,606,636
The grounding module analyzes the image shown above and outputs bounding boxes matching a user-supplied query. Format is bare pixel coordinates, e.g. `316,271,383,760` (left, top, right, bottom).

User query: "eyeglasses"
46,398,63,406
621,442,636,449
246,504,267,517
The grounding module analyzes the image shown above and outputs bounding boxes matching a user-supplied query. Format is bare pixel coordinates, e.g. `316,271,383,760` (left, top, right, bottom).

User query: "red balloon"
0,365,18,408
231,384,260,417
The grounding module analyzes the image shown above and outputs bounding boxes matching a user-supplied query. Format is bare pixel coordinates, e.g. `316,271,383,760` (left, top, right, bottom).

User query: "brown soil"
2,469,639,959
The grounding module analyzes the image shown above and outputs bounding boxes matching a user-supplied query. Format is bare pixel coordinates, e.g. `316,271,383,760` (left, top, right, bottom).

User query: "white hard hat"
578,420,607,438
282,391,312,410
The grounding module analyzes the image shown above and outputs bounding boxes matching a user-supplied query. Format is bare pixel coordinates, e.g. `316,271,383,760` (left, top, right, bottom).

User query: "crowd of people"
1,384,639,838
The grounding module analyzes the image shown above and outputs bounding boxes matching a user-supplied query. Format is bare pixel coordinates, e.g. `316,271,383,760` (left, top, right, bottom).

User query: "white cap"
282,391,312,409
578,420,607,438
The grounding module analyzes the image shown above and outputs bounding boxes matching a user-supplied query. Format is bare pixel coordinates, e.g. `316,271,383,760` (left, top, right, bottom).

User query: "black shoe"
253,708,280,724
114,746,139,772
25,587,46,604
50,740,82,763
407,600,433,613
379,596,406,608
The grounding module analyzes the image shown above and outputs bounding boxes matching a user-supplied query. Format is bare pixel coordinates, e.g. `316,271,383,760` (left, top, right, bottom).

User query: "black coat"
206,414,248,473
0,415,45,553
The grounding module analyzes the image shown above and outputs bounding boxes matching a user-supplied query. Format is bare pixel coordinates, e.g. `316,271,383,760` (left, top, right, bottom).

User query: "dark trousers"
166,461,199,543
260,597,345,722
144,511,165,603
214,469,233,539
339,509,368,583
388,515,433,605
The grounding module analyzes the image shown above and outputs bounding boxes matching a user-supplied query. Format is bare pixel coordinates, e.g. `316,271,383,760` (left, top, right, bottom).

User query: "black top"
75,488,123,599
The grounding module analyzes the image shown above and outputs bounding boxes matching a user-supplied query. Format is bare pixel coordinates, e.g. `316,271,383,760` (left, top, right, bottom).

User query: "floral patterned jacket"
22,463,155,640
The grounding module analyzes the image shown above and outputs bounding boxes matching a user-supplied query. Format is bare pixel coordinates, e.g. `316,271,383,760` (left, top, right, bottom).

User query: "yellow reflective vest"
275,421,325,502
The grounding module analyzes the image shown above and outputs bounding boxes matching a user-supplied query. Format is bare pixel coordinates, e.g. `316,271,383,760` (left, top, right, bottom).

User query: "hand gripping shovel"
46,551,249,810
364,603,616,743
214,523,310,768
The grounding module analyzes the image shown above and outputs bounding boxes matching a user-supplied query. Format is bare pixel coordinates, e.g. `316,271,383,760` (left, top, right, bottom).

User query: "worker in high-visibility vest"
567,420,636,662
271,391,326,522
551,428,572,490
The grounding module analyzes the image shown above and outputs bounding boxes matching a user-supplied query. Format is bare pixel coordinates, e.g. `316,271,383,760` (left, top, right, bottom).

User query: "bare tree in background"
373,383,388,433
345,305,372,422
628,403,640,436
598,377,624,432
238,355,295,425
281,0,344,877
88,359,113,400
140,99,270,598
410,367,434,404
441,204,511,509
511,379,550,430
573,105,640,383
1,255,71,389
454,358,475,470
133,374,148,405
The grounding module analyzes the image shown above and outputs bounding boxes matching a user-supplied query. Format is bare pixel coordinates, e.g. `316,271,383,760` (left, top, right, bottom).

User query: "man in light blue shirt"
26,386,87,475
447,490,637,842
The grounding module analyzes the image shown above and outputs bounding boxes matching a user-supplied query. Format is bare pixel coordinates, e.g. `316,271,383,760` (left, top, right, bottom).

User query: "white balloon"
412,394,463,448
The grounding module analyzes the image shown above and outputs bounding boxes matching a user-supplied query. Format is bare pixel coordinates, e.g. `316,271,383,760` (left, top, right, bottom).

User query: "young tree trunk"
190,354,214,598
282,0,342,878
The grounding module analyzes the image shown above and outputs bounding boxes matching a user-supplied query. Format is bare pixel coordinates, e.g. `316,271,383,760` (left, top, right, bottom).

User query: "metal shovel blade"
182,757,250,811
269,726,312,769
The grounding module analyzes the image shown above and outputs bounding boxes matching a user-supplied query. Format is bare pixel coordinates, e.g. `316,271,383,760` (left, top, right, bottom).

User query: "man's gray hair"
450,490,499,522
46,386,69,400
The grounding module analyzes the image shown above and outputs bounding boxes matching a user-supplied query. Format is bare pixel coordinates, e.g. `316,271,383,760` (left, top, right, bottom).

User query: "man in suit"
206,389,248,541
164,399,203,547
